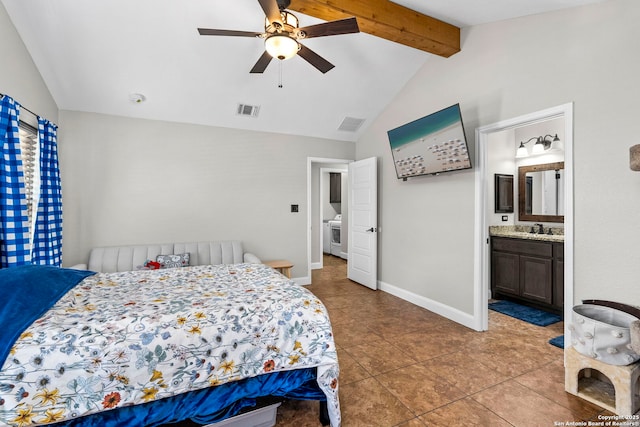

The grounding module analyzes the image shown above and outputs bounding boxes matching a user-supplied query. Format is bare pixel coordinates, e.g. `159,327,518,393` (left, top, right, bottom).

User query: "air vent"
237,103,260,117
338,116,365,132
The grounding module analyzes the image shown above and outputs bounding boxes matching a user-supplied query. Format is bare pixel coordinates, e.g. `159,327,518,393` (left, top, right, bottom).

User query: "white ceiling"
2,0,605,142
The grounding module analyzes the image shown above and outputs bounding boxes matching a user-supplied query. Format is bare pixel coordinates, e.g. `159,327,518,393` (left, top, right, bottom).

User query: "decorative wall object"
630,145,640,171
494,174,513,213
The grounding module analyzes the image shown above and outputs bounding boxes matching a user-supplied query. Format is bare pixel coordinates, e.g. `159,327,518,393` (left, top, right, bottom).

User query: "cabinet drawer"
492,237,552,257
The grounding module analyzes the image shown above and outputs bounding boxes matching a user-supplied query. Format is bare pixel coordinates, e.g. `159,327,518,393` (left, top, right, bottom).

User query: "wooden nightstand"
264,260,293,278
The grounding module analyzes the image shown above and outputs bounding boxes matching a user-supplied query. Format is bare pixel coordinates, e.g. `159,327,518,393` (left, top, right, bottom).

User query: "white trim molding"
379,280,477,330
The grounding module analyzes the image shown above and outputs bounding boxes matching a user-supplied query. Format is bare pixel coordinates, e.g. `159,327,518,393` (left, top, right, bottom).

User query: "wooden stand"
565,347,640,415
264,260,293,279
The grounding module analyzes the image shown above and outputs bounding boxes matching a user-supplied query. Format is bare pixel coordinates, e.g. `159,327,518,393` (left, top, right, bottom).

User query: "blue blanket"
0,265,95,366
53,368,324,426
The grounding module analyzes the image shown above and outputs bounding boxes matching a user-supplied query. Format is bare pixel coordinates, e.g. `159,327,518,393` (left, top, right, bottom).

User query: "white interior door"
347,157,377,289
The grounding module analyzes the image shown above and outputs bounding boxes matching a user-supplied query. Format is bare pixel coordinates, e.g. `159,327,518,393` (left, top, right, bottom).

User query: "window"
18,119,39,243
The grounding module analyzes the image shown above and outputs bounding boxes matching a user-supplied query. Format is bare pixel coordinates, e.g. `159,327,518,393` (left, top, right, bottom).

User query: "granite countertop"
489,225,564,242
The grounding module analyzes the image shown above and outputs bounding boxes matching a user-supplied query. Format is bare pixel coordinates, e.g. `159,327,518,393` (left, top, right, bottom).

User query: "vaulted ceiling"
2,0,605,142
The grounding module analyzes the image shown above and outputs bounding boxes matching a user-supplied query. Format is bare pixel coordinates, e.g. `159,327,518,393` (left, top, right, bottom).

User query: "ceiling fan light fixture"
265,34,299,60
265,10,299,30
197,1,359,73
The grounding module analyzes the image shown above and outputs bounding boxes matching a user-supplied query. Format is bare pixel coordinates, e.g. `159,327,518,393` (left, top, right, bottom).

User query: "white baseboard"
311,262,322,270
378,280,477,330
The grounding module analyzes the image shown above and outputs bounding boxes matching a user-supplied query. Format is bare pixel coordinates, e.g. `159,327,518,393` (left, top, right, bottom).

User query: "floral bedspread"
0,264,340,426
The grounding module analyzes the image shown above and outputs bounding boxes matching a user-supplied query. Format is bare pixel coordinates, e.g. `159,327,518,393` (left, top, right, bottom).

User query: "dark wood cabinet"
553,243,564,310
492,251,520,296
520,255,553,304
491,236,564,313
329,173,341,203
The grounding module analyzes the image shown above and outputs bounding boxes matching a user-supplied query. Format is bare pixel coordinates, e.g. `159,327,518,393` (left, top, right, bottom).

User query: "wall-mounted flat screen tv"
387,103,472,180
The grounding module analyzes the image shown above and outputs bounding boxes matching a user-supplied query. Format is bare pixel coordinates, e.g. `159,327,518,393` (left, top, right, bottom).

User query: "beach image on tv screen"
387,105,471,178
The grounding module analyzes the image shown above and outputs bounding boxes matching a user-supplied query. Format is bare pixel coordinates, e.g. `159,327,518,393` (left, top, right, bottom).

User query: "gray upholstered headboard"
86,241,260,273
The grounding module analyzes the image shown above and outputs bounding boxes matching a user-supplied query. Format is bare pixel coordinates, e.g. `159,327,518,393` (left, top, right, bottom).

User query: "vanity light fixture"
515,134,562,158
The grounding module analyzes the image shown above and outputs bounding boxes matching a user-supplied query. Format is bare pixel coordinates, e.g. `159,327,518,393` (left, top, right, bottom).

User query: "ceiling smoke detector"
129,93,146,104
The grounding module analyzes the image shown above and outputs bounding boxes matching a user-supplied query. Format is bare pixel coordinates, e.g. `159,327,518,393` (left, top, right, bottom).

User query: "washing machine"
328,214,342,257
323,220,331,254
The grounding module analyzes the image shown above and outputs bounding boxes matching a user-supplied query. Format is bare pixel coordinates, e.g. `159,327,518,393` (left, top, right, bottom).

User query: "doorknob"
366,227,377,232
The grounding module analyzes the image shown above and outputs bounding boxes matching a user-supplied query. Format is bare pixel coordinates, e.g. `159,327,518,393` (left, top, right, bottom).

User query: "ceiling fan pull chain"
278,61,283,88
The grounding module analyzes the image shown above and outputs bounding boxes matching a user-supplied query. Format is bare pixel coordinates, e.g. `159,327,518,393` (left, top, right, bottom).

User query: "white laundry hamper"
570,300,640,366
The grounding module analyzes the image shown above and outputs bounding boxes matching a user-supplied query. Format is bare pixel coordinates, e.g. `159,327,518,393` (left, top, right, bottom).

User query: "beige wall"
0,2,57,124
358,0,640,314
487,129,516,226
58,111,355,278
5,0,640,321
2,0,355,277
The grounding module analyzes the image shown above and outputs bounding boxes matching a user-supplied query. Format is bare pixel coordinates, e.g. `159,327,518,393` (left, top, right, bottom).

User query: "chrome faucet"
534,223,544,234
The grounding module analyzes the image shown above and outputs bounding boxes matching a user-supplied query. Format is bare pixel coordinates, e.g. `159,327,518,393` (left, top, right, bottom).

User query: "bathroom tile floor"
275,255,611,426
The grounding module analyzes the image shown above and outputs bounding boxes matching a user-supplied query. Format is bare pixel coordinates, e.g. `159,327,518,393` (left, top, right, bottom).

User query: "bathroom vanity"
490,229,564,314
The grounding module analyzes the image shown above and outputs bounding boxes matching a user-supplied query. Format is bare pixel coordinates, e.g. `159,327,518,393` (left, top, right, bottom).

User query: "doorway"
307,157,378,289
474,103,574,334
307,157,351,280
321,167,348,260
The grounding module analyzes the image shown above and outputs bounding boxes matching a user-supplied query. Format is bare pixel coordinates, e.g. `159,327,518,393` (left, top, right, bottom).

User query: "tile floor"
275,255,611,426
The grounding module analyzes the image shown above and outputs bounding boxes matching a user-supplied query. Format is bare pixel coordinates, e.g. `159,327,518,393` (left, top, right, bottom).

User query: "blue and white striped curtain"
31,117,63,266
0,95,31,267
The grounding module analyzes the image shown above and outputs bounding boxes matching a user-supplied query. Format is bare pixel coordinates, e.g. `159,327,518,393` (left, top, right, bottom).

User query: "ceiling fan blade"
298,44,334,73
198,28,262,37
250,51,273,73
296,17,359,39
258,0,282,25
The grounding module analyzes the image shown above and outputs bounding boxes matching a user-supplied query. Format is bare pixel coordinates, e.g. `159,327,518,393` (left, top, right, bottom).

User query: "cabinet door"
553,243,564,310
492,251,520,296
553,259,564,310
329,173,341,203
520,255,553,304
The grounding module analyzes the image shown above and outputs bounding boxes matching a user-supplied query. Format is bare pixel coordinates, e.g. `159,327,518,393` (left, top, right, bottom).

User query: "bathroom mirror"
495,174,513,213
518,161,564,223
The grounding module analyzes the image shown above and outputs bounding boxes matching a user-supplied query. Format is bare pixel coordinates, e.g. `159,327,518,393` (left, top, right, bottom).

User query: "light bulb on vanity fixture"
515,134,562,158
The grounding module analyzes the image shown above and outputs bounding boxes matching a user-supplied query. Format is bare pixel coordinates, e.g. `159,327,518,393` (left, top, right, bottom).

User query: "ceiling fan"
198,0,360,74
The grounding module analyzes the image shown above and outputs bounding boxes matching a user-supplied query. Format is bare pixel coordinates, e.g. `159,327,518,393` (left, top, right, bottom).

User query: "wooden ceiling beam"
289,0,460,57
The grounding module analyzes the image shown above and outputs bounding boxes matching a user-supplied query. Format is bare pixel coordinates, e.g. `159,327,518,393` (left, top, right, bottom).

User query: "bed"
0,263,340,427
